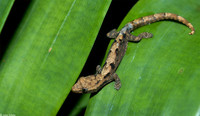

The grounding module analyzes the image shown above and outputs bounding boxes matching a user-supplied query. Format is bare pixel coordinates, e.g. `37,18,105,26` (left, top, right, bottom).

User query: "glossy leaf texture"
0,0,111,115
0,0,14,32
85,0,200,116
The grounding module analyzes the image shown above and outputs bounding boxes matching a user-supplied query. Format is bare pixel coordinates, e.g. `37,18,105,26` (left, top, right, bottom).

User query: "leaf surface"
0,0,111,115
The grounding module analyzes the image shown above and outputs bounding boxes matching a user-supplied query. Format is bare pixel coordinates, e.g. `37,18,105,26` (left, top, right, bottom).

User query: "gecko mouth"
71,75,97,93
71,83,83,93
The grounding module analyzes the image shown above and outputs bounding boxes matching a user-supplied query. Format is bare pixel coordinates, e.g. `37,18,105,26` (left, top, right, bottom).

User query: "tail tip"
189,30,195,35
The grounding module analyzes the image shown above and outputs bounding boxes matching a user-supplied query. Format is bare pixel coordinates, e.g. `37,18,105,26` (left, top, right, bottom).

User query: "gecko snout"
71,78,84,93
72,75,98,93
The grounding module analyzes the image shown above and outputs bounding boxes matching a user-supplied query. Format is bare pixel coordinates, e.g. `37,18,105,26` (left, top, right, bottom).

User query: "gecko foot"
107,29,119,38
139,32,153,38
112,73,121,90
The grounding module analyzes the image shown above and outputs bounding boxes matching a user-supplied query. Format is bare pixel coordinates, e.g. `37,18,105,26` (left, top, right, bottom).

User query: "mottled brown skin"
72,13,195,93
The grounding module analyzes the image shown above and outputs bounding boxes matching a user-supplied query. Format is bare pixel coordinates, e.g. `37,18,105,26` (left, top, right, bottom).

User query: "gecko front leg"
126,32,153,42
107,29,119,38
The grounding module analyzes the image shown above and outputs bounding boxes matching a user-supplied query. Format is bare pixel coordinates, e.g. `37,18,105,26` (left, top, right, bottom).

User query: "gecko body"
72,13,195,93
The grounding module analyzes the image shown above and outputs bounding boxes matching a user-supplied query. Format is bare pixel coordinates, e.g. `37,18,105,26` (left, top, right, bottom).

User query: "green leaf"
0,0,14,32
85,0,200,115
0,0,111,115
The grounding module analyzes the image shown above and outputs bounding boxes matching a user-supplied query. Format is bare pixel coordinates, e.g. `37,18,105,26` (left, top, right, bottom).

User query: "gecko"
72,13,195,93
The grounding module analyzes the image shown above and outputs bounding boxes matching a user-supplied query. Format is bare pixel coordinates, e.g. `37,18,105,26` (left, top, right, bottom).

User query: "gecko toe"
114,82,121,90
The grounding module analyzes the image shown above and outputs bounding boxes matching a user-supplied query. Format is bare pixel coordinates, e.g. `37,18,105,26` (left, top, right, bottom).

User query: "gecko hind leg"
127,32,153,42
112,73,121,90
95,65,102,75
107,29,119,38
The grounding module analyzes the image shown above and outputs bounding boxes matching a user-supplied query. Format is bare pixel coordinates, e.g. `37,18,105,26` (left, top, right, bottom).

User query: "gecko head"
72,75,99,93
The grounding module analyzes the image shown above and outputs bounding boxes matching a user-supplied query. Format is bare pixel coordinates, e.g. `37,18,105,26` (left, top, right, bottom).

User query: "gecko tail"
129,13,195,35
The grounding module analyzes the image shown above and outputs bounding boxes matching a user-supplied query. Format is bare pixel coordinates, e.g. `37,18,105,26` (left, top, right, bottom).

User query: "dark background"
0,0,138,115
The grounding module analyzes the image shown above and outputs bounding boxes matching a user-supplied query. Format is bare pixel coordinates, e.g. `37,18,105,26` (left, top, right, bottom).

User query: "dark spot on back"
115,48,119,55
104,72,110,79
103,62,107,67
110,63,115,69
96,80,100,84
122,33,126,38
120,40,124,46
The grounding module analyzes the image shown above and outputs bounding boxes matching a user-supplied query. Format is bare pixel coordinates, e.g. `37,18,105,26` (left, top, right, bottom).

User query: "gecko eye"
82,88,88,93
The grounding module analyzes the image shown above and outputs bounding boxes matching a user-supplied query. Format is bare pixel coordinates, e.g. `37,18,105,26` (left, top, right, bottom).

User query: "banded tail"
129,13,195,35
